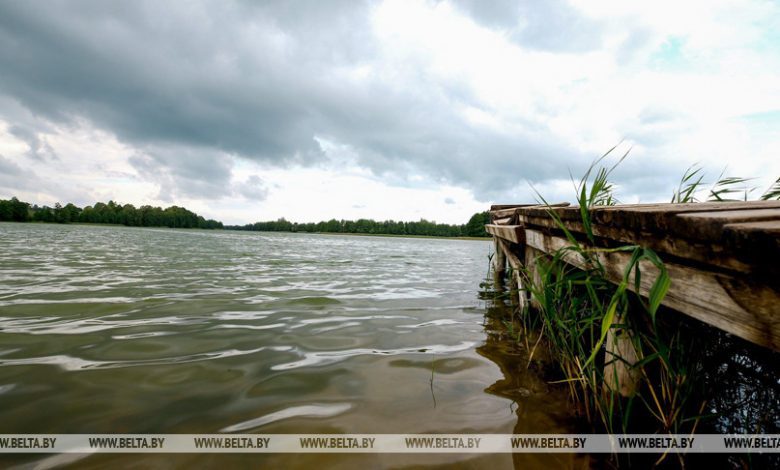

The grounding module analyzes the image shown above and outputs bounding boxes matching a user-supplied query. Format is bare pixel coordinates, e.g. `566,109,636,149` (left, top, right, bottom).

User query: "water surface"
0,223,581,468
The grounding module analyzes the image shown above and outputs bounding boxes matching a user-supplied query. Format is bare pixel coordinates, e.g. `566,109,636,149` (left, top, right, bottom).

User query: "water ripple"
0,224,497,439
272,341,478,370
0,346,288,371
220,403,353,432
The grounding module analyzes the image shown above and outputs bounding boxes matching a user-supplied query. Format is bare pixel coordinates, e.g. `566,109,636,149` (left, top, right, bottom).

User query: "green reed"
672,165,780,203
501,151,727,444
482,157,780,466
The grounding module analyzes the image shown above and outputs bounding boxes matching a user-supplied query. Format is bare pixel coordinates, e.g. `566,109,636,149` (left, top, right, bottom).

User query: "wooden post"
515,269,528,311
508,266,519,306
495,238,528,311
524,246,545,309
603,316,640,397
493,237,506,289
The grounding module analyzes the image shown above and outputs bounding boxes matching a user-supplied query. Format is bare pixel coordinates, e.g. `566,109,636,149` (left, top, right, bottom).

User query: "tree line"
0,197,223,229
226,211,491,238
0,195,491,236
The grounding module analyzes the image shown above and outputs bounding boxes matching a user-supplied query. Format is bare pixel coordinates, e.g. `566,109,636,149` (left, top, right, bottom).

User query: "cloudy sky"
1,0,778,225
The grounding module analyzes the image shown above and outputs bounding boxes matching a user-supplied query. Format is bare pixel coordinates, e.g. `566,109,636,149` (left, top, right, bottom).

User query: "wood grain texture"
485,224,525,244
515,212,755,273
490,208,521,220
524,229,780,351
488,201,780,349
490,202,570,220
517,201,780,231
492,217,513,226
496,238,529,310
491,204,535,211
721,220,780,271
493,238,506,273
524,245,547,310
518,200,780,220
604,320,641,397
496,238,523,270
514,202,780,274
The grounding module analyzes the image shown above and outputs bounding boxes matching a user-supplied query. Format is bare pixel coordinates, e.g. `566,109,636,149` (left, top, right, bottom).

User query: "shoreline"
311,231,490,241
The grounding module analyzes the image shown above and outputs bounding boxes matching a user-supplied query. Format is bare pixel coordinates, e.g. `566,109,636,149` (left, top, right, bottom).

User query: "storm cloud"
0,0,597,202
0,0,778,212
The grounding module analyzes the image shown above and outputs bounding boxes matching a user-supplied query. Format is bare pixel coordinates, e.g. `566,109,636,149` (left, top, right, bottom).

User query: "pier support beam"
493,238,506,289
495,238,528,311
603,316,641,397
508,266,519,307
524,246,545,309
515,270,528,311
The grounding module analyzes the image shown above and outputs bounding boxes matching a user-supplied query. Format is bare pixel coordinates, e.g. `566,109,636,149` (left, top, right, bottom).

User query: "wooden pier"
485,201,780,394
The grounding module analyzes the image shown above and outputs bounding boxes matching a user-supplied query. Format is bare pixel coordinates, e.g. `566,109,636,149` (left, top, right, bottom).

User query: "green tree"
465,211,490,237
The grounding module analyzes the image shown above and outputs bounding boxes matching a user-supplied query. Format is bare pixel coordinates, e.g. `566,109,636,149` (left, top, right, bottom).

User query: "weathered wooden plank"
604,317,640,397
491,207,524,219
524,245,546,309
485,224,525,244
723,219,780,239
492,217,513,226
496,238,522,270
679,208,780,221
491,204,534,211
727,220,780,231
497,238,527,309
524,229,780,351
490,202,570,220
515,213,756,273
664,208,780,243
514,203,780,273
516,201,780,227
590,202,780,243
493,238,506,289
604,200,780,213
493,238,507,272
722,220,780,273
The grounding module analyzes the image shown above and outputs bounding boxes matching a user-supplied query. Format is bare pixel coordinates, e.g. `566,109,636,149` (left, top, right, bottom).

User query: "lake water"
0,223,582,469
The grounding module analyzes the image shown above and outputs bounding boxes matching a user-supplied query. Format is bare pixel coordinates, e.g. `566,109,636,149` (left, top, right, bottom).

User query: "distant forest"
0,195,491,237
0,197,223,229
225,212,491,238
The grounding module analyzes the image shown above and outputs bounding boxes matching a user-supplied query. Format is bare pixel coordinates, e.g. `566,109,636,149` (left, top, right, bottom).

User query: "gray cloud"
450,0,604,52
0,0,642,204
0,154,26,178
8,125,58,161
128,145,234,201
0,158,36,200
235,175,269,201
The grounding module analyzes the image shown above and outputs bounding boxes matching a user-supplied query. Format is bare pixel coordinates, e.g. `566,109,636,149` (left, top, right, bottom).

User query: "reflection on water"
0,223,582,469
478,303,594,470
220,403,354,433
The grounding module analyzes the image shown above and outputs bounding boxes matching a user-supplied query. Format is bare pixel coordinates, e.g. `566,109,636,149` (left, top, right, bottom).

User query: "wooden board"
723,219,780,240
490,202,570,219
517,201,780,225
497,238,529,310
515,212,754,273
661,208,780,244
485,224,525,244
515,202,780,274
496,238,522,270
490,204,535,211
490,207,522,219
524,229,780,350
722,220,780,273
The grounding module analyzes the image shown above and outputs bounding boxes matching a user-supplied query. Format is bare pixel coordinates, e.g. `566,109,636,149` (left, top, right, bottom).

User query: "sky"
0,0,779,225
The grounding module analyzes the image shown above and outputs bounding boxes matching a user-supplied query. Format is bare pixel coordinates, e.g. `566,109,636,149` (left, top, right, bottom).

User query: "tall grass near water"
484,151,780,467
523,148,685,437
